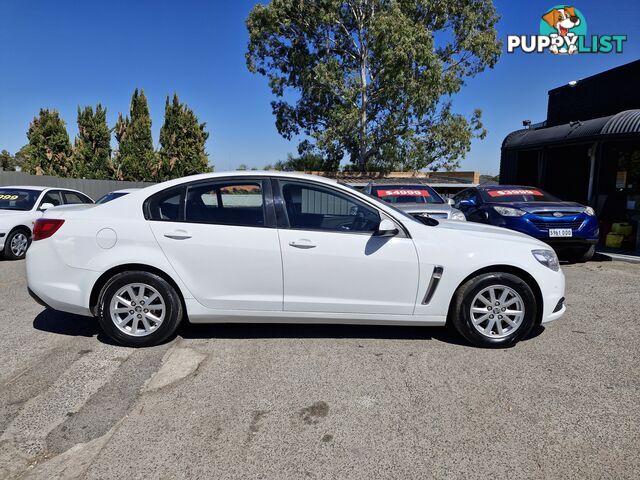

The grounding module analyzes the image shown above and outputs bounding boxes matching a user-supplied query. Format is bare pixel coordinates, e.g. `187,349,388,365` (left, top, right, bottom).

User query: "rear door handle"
164,229,192,240
289,239,316,249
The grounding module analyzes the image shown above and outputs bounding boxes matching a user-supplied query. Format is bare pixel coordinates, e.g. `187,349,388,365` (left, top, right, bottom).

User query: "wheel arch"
89,263,188,318
448,265,544,325
8,224,32,237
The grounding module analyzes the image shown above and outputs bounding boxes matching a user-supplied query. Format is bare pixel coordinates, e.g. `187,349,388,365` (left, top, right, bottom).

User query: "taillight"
33,219,65,241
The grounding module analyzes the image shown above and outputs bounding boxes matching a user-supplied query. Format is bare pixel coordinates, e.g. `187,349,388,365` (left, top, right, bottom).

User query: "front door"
275,179,419,315
147,178,283,311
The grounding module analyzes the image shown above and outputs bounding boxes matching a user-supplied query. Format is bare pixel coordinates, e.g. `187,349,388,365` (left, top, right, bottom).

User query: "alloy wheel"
470,285,525,339
109,283,166,337
10,232,29,257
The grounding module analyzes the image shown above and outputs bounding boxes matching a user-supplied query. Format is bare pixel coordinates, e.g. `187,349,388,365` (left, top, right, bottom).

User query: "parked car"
364,183,466,221
453,185,599,262
0,186,93,260
96,188,140,204
26,172,565,348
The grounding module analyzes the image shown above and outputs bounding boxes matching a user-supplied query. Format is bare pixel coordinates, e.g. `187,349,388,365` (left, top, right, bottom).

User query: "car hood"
423,218,546,247
46,204,96,213
395,203,450,213
492,201,586,214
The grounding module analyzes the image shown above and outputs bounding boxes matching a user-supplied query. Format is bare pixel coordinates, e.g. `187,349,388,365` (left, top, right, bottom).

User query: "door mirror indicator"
375,218,398,237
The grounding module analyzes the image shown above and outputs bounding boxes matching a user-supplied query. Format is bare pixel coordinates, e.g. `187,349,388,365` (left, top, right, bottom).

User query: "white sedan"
0,186,93,260
26,172,566,348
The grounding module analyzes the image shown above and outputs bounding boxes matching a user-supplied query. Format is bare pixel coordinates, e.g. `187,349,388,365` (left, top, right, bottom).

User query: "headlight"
493,206,526,217
584,206,595,216
450,211,466,221
532,249,560,272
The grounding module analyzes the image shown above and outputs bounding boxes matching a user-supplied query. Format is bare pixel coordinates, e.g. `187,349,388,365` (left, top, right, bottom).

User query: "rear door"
274,179,420,315
146,178,283,311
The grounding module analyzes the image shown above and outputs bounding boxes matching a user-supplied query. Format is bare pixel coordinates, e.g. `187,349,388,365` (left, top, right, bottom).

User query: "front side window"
280,181,380,233
40,191,62,207
0,189,39,211
185,181,265,227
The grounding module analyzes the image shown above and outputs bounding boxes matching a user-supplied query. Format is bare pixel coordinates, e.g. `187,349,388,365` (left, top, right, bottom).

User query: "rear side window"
185,181,265,227
145,188,184,221
63,191,92,204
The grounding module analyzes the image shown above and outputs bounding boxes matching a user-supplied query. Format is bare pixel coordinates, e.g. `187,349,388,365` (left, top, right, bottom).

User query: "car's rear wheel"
4,228,30,260
450,272,537,348
98,271,183,347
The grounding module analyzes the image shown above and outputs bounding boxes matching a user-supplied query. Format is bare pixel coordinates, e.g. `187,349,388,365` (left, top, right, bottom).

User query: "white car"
0,186,93,260
95,188,140,204
26,172,566,348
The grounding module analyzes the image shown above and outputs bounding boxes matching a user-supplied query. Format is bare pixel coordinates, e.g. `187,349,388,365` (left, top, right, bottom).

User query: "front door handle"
164,229,192,240
289,239,316,249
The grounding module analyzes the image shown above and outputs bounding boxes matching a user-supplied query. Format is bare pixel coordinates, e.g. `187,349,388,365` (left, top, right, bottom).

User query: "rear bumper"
26,240,99,317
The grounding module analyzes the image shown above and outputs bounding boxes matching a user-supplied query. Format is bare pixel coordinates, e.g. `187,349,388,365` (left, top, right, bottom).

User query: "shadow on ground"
33,308,545,348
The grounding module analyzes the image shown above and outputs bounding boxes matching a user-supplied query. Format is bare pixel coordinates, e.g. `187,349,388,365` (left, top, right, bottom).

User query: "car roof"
370,184,437,188
0,185,85,193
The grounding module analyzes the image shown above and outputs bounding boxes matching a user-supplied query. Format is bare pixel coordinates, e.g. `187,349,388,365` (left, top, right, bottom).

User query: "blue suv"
453,186,599,262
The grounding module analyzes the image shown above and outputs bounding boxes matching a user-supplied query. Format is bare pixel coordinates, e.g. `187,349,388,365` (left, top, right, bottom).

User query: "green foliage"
158,95,211,180
246,0,501,172
22,109,73,176
113,89,155,181
0,150,16,171
271,151,339,171
71,104,112,179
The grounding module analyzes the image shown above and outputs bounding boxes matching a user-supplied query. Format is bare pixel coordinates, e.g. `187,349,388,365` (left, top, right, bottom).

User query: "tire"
4,228,30,260
569,244,596,263
449,272,537,348
97,271,183,347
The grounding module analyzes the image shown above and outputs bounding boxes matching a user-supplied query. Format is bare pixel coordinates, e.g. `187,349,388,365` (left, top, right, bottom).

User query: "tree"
246,0,501,172
71,104,112,179
157,94,211,180
113,89,155,181
22,109,73,176
270,151,338,171
0,150,16,171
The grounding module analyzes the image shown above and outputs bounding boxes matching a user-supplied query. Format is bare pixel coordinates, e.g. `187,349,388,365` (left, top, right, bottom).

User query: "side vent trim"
422,266,444,305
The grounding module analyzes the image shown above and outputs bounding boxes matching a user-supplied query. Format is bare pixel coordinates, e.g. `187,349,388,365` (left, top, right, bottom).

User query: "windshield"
371,185,444,205
481,188,560,203
96,192,129,204
0,189,39,211
338,182,420,224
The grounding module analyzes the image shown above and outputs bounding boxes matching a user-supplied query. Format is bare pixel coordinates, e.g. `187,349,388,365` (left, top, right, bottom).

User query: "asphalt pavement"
0,258,638,479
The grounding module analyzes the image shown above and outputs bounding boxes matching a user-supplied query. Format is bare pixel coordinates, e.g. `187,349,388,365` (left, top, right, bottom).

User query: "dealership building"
501,60,640,255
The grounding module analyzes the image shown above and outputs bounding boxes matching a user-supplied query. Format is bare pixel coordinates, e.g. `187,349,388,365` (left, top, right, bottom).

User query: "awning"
502,109,640,150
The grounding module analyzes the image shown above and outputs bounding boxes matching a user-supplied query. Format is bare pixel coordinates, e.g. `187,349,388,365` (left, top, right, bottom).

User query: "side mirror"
459,199,476,207
375,218,398,237
447,198,455,206
39,202,55,211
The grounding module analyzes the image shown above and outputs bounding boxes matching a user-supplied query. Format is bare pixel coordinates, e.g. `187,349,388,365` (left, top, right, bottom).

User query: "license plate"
549,228,572,237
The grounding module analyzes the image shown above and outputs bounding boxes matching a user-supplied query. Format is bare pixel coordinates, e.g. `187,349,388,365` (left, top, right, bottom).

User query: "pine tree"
23,109,73,176
113,89,155,181
71,104,112,179
158,94,211,180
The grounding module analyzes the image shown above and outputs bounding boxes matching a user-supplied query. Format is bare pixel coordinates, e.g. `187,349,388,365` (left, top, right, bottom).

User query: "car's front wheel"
97,271,183,347
4,228,30,260
450,272,537,348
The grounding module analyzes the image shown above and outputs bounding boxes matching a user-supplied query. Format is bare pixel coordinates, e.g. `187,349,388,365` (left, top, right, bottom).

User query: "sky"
0,0,638,175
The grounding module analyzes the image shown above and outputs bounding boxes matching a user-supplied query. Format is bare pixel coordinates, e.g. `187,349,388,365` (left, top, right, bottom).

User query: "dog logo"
507,5,626,55
540,5,585,54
